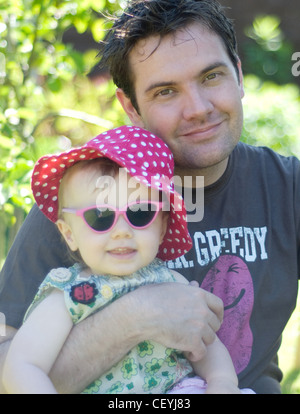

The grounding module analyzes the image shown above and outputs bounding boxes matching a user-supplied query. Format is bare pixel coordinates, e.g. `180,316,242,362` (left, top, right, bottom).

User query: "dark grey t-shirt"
1,142,299,393
167,142,300,392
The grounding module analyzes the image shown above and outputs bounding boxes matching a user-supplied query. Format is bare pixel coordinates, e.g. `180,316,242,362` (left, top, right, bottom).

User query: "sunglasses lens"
83,208,115,232
127,203,157,228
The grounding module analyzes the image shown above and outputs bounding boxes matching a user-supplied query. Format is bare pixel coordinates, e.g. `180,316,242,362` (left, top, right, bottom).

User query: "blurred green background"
0,0,300,393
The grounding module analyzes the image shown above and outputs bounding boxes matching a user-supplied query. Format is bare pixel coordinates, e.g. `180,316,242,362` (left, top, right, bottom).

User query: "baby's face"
57,166,168,276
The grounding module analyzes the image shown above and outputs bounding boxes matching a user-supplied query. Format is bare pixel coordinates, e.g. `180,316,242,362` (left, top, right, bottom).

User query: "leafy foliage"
242,75,300,157
0,0,128,264
242,15,296,85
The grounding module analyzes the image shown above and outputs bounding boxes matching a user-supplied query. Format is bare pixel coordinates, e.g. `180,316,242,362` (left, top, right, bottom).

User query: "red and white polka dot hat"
31,125,193,261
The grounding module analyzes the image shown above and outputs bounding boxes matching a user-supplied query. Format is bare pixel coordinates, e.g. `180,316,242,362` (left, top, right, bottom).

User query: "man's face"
117,23,244,181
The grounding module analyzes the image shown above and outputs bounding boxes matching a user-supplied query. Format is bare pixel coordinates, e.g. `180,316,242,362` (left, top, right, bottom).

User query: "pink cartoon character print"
201,255,254,374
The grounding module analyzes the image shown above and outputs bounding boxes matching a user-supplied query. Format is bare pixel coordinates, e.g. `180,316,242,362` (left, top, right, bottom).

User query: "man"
0,0,299,394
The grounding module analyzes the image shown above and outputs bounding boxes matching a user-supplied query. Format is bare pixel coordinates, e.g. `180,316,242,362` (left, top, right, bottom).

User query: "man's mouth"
180,121,224,140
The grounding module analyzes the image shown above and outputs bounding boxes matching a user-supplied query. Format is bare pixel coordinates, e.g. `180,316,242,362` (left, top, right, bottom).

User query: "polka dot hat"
31,125,193,261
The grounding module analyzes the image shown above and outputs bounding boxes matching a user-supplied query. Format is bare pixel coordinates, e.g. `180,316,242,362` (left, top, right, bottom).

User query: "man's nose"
182,85,214,121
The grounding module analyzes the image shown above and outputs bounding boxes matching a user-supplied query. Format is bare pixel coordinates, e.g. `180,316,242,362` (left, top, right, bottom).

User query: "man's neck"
174,157,229,189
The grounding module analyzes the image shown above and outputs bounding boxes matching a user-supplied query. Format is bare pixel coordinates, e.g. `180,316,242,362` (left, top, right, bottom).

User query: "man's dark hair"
100,0,239,112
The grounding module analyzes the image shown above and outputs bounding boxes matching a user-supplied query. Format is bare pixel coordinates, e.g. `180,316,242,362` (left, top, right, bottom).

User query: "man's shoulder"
235,142,300,173
236,141,294,158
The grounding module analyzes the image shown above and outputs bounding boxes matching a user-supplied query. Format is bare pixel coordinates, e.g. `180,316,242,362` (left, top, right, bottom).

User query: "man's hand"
132,282,224,361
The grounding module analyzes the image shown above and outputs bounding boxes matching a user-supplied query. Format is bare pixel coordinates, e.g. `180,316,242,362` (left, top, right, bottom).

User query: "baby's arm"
190,336,240,394
3,289,72,394
170,270,239,394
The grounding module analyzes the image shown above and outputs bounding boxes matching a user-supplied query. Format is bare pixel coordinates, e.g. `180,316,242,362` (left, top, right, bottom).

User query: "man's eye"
157,88,174,96
206,72,219,81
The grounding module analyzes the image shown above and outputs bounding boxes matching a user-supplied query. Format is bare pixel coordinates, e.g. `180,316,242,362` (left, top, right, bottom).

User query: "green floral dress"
24,258,193,394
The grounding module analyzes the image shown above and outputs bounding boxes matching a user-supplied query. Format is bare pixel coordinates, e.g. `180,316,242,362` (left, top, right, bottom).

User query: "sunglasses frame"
62,200,165,233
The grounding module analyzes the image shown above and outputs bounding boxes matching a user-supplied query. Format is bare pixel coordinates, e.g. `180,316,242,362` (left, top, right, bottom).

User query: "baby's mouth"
108,247,137,256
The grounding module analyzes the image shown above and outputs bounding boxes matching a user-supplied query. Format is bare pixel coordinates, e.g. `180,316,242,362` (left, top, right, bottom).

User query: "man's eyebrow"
144,61,229,94
201,61,230,74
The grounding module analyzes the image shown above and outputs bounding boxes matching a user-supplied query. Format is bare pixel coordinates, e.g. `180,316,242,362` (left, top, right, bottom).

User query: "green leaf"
47,77,63,92
91,19,105,42
0,135,14,149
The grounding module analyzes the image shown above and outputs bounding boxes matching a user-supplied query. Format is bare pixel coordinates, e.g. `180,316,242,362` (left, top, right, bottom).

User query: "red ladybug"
70,282,98,305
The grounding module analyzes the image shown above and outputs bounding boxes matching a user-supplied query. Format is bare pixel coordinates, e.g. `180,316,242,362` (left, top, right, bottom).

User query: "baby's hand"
205,378,241,394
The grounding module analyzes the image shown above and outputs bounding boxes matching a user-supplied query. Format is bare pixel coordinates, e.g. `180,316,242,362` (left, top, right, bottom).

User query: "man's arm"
49,282,223,394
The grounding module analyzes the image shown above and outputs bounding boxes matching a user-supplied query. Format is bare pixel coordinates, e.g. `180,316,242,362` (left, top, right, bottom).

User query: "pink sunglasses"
62,201,164,233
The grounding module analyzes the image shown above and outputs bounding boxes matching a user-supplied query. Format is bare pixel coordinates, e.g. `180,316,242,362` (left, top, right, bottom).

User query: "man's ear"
56,219,78,251
116,88,145,127
237,59,245,99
